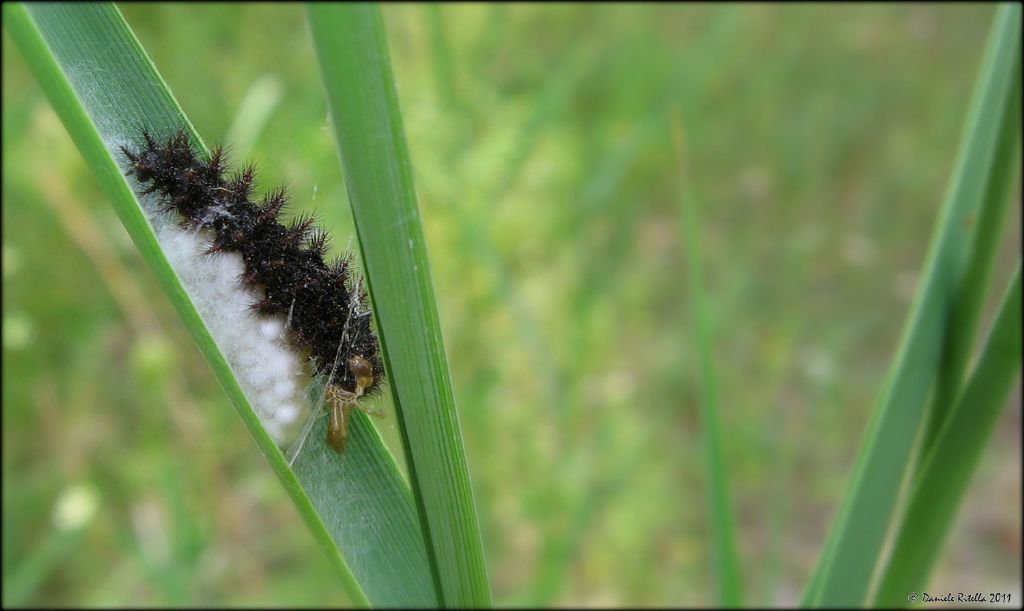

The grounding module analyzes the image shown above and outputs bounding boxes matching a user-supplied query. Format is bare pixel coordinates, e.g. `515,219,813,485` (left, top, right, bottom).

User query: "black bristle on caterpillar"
122,127,383,452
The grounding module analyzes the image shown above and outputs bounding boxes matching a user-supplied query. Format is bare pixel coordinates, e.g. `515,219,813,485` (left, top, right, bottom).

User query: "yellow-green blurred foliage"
3,4,1020,606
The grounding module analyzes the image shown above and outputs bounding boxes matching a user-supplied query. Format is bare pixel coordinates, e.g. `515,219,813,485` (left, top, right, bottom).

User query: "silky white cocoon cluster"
139,189,311,445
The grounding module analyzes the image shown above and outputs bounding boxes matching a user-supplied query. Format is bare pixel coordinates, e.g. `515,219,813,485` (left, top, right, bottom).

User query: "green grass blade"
804,5,1021,606
672,117,744,606
874,266,1022,606
924,64,1021,450
4,3,437,606
306,4,492,608
424,4,459,113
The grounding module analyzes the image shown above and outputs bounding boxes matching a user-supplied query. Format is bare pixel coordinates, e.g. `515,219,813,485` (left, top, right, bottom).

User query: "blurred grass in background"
2,3,1019,606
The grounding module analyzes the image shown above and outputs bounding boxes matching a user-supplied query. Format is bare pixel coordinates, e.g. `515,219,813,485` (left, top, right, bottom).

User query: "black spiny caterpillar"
122,128,383,453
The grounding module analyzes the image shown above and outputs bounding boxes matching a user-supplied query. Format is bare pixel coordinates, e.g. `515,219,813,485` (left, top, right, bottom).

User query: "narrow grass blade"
424,4,459,112
875,267,1022,606
804,5,1021,606
307,4,492,607
4,3,436,606
672,116,744,606
924,66,1021,449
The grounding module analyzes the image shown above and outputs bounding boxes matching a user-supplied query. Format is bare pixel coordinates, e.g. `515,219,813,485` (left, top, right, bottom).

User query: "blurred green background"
3,3,1020,606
